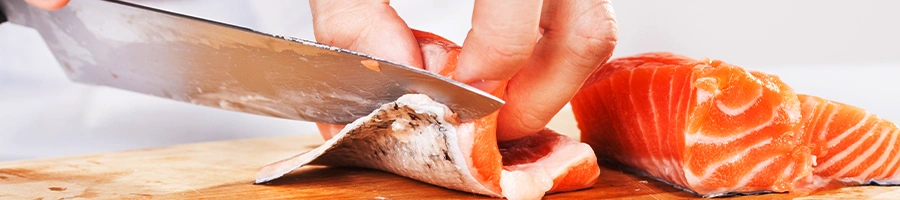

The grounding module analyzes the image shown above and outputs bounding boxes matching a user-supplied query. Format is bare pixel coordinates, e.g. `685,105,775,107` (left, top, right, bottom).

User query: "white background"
1,0,898,161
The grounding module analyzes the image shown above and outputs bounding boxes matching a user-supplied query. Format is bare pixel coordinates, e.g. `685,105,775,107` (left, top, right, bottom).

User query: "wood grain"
1,110,898,199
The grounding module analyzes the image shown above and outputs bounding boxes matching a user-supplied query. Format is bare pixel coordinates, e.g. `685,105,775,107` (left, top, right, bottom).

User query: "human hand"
457,0,617,140
308,0,425,139
310,0,617,141
24,0,69,10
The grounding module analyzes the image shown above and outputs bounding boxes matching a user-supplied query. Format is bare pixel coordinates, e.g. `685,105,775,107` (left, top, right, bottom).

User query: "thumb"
309,0,423,68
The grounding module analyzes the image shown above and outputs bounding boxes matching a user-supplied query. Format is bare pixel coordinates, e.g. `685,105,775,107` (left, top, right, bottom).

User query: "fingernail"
469,80,504,93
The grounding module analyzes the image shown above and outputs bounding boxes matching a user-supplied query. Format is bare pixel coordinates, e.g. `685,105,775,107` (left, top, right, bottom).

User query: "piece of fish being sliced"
798,94,900,186
255,94,598,199
571,52,815,197
255,30,600,200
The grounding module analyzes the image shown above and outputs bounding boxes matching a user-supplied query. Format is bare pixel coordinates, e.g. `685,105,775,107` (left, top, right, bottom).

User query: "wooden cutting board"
1,110,898,199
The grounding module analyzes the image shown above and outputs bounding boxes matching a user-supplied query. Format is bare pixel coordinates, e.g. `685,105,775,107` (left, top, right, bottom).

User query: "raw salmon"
255,30,599,200
571,52,814,197
572,52,900,197
799,94,900,186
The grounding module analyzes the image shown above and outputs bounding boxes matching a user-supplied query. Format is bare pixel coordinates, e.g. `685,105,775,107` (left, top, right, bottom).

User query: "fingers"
24,0,69,11
309,0,423,68
496,0,618,140
456,0,543,91
309,0,423,138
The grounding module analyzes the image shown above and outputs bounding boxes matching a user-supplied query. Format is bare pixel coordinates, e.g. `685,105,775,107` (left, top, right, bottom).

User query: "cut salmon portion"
571,52,814,197
499,128,601,193
573,52,900,197
799,94,900,185
256,30,599,200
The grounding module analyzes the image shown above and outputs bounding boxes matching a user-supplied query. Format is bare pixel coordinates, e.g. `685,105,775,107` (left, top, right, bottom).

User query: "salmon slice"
255,30,599,200
571,52,814,197
799,94,900,185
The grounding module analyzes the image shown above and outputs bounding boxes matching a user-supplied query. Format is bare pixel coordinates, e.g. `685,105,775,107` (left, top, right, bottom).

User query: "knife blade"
0,0,504,124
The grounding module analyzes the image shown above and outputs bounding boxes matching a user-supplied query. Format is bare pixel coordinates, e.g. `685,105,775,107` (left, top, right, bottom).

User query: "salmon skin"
572,52,900,197
255,31,600,200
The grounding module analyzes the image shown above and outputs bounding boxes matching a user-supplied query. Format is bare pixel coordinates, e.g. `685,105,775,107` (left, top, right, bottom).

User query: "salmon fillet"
799,94,900,186
572,52,813,197
572,52,900,197
255,31,599,200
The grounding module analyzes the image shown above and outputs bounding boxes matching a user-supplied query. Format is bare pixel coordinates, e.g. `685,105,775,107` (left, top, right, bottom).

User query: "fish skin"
256,94,501,197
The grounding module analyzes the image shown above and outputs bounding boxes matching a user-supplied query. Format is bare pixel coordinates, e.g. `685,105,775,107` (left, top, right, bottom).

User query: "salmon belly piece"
256,31,599,200
799,94,900,186
571,52,814,197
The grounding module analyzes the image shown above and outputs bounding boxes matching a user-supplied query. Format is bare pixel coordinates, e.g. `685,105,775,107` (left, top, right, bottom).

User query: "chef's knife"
0,0,504,123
